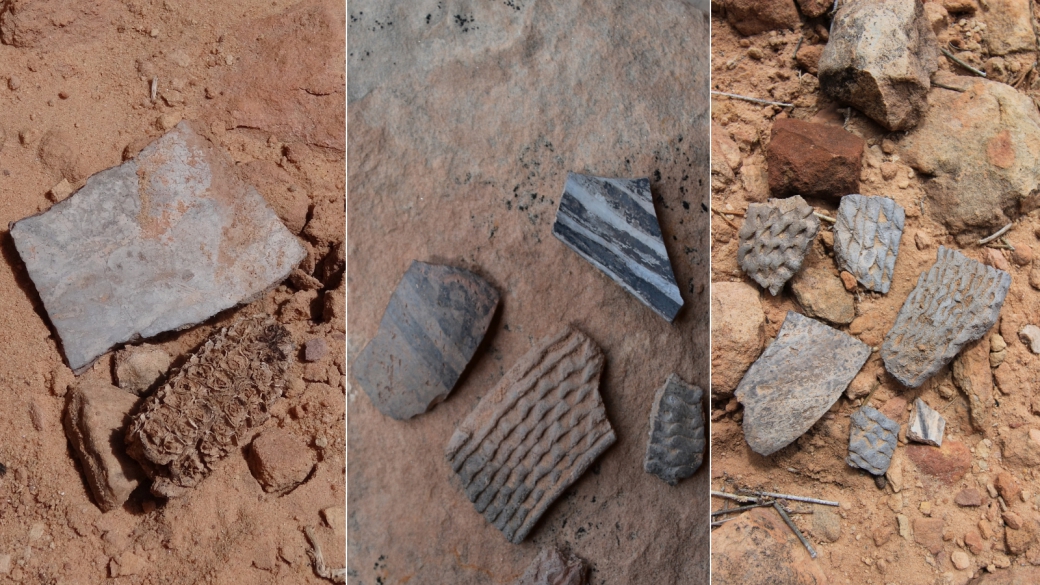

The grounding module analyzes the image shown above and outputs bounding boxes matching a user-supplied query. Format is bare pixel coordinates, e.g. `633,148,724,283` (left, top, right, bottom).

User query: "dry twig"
711,91,794,108
940,47,987,77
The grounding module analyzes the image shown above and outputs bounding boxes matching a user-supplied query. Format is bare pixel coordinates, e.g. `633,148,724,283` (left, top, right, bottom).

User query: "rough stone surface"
246,428,316,495
833,195,905,294
881,246,1011,387
952,338,995,432
766,118,864,199
64,381,144,512
126,314,294,497
1019,325,1040,354
711,507,829,585
955,488,983,507
721,0,800,36
819,0,939,131
846,406,900,475
644,374,705,486
445,328,616,544
113,344,172,396
790,258,855,325
907,440,971,484
710,281,765,399
907,398,945,446
1002,428,1040,467
353,260,499,420
914,517,944,554
552,172,683,321
738,196,821,296
303,337,328,362
901,77,1040,242
513,547,587,585
797,0,831,18
9,121,306,373
812,507,842,543
981,0,1035,55
736,311,871,456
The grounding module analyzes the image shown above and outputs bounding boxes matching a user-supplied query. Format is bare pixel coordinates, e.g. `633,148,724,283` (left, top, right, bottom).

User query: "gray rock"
445,328,615,544
738,196,820,296
846,406,900,475
114,344,172,395
64,381,144,512
907,398,945,446
881,246,1010,388
644,374,705,486
513,547,587,585
834,195,905,294
9,121,306,374
353,261,499,420
552,172,683,321
819,0,939,131
1019,325,1040,354
736,311,871,456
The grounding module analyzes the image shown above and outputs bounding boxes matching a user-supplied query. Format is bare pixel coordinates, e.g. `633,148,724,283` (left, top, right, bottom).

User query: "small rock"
915,231,933,250
952,338,994,432
644,374,705,486
995,472,1022,503
513,547,587,585
0,554,8,575
965,530,984,554
114,344,172,395
710,281,765,399
47,178,74,202
738,196,820,296
303,338,328,362
790,259,856,325
920,500,933,516
886,448,905,492
1031,267,1040,291
321,507,345,532
990,334,1008,368
955,488,983,507
840,271,857,291
951,550,970,570
1002,511,1023,530
7,76,20,90
847,406,900,475
982,0,1035,55
795,44,823,75
766,118,865,199
1019,325,1040,354
813,507,842,543
914,517,944,554
985,248,1011,273
1011,244,1033,265
833,195,906,293
897,514,911,540
722,0,801,36
908,440,971,484
796,0,831,18
908,398,945,446
923,2,950,35
819,0,939,131
247,428,316,495
289,268,323,291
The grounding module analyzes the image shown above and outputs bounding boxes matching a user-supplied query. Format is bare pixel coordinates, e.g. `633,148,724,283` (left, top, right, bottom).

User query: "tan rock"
710,281,765,399
114,344,172,395
247,428,316,494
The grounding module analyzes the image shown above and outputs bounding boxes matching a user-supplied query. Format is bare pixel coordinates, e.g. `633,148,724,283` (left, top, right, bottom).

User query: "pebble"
995,472,1022,502
919,501,933,516
1012,243,1033,265
247,428,316,494
1002,511,1023,530
1019,325,1040,354
965,530,984,554
951,550,971,570
954,488,982,507
840,271,857,291
303,338,328,362
914,231,933,250
7,76,19,90
897,514,911,540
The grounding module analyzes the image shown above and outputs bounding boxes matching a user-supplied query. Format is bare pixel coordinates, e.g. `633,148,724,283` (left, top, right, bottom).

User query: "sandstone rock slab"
846,406,900,475
766,118,864,199
445,328,616,544
738,196,820,296
711,507,829,585
552,172,682,321
64,381,144,512
513,547,587,585
736,311,871,456
247,428,316,495
10,121,305,374
114,345,172,396
126,314,294,498
710,281,765,399
908,398,945,446
819,0,939,131
834,195,905,293
353,260,499,420
644,374,705,486
881,246,1010,387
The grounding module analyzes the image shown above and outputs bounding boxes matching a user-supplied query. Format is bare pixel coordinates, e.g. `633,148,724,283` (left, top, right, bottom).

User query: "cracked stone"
908,398,946,446
736,311,871,456
10,121,306,373
881,246,1010,387
738,196,820,296
834,195,905,293
644,374,706,486
847,406,900,475
552,172,683,321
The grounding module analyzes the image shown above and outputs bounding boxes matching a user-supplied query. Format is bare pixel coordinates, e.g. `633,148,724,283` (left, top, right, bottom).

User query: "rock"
796,44,823,75
881,247,1010,387
847,406,900,475
1019,325,1040,354
6,75,19,90
736,311,871,456
985,248,1011,273
324,280,345,332
833,195,905,294
10,122,305,374
46,178,74,203
886,448,905,492
289,268,323,291
981,0,1034,55
924,3,950,35
64,381,144,512
907,440,971,484
766,118,864,199
710,281,766,399
644,375,705,486
995,472,1022,503
813,507,842,543
37,129,87,183
952,338,995,432
0,0,121,48
0,554,8,575
914,517,945,554
967,566,1040,584
1011,244,1032,266
513,547,587,585
901,78,1040,242
839,271,857,291
126,315,294,497
247,428,316,495
990,334,1008,368
819,0,939,131
952,550,971,570
303,338,328,362
445,328,615,544
711,507,829,585
897,514,911,539
738,197,821,296
797,0,831,18
1003,511,1023,531
915,231,933,250
908,398,945,446
965,530,984,554
790,260,855,325
353,261,499,420
1004,515,1037,555
114,344,172,395
954,489,983,508
722,0,801,36
1002,428,1040,467
321,507,345,532
552,172,683,321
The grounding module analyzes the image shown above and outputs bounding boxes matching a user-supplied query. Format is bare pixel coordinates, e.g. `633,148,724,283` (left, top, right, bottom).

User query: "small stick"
774,501,818,559
711,208,741,231
744,490,840,507
711,502,772,517
793,35,804,63
711,490,759,504
150,77,158,102
814,211,836,224
932,81,966,92
711,517,740,528
978,222,1012,245
711,91,794,108
985,242,1014,251
304,526,346,584
941,47,987,78
711,205,745,217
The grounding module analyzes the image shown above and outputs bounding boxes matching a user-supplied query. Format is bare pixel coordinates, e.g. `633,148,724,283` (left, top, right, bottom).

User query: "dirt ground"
710,4,1040,585
0,1,345,583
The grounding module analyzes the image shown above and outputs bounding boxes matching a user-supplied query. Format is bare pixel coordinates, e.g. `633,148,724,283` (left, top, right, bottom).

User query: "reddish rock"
1002,428,1040,467
985,248,1011,272
796,0,831,18
796,45,823,75
955,488,983,507
304,338,328,362
712,507,829,585
965,530,984,554
907,440,971,484
879,396,908,422
247,428,316,495
1003,511,1023,530
1004,515,1037,556
839,271,857,291
722,0,801,36
1011,244,1033,266
952,338,995,432
995,472,1022,503
914,517,945,554
767,118,864,199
